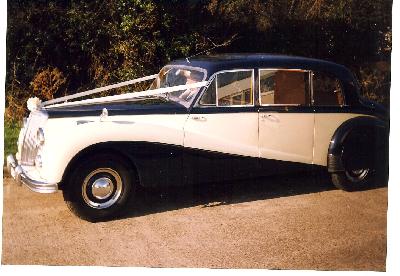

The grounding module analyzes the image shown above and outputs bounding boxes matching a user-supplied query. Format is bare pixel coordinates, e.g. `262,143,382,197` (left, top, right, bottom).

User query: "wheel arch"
327,116,388,173
59,142,141,190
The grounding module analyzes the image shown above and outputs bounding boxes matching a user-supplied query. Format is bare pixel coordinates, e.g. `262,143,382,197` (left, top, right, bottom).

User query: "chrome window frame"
195,69,255,108
258,68,312,107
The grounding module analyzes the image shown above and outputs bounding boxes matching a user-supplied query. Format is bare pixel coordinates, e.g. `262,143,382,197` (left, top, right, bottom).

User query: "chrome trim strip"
76,120,95,125
111,121,136,125
310,70,314,105
6,154,58,193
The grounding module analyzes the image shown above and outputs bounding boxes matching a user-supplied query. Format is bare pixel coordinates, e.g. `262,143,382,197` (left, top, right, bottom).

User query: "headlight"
37,128,45,145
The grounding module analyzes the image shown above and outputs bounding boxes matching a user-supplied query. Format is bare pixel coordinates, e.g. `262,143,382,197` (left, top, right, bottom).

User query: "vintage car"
7,54,389,221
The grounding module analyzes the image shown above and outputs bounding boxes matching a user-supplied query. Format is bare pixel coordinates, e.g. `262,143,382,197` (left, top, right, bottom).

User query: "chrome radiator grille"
20,111,48,165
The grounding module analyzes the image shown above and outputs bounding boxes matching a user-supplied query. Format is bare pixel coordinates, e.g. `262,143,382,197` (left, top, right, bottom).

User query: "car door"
258,69,315,172
183,69,259,183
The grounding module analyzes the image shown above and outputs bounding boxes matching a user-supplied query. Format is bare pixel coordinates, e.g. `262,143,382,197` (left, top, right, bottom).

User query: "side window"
199,70,253,106
217,71,253,106
259,69,310,105
312,72,344,106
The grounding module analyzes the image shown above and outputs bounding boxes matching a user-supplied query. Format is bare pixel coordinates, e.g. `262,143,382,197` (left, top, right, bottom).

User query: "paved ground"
2,173,387,270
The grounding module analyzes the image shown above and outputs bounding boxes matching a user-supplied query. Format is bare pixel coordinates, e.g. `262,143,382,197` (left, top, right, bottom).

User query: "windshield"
149,66,207,107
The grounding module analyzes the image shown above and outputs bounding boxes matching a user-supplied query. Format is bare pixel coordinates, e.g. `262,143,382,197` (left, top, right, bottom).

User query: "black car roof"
169,53,354,81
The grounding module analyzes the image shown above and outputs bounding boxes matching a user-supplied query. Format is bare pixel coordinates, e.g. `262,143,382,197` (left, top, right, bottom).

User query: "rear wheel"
330,132,387,191
344,168,370,182
63,154,135,222
331,167,373,191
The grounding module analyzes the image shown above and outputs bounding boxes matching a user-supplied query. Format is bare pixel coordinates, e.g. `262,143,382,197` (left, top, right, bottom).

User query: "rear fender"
327,116,388,173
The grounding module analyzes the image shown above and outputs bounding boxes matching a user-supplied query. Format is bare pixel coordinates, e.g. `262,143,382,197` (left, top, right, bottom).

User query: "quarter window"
199,70,253,106
312,72,344,106
259,69,310,105
199,77,216,105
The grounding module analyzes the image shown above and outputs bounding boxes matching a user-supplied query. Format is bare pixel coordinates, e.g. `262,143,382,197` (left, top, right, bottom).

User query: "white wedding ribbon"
44,80,208,108
42,74,159,107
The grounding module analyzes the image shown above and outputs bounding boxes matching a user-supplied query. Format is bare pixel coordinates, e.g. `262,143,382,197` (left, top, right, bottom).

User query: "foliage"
358,62,391,107
4,120,20,162
5,0,392,121
31,67,67,100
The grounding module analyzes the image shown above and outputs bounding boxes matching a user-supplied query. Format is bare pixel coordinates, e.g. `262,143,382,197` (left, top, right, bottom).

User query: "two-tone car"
7,54,389,221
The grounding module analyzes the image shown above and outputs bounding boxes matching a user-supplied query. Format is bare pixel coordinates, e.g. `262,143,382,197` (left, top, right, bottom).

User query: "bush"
30,67,67,100
4,119,21,161
357,62,390,108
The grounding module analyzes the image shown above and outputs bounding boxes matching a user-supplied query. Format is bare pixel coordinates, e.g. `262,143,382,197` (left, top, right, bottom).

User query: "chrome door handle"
261,114,275,119
191,116,207,121
260,114,279,122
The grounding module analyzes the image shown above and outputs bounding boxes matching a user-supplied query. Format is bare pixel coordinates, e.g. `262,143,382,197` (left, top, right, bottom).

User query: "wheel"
330,133,388,191
331,168,373,191
62,153,135,222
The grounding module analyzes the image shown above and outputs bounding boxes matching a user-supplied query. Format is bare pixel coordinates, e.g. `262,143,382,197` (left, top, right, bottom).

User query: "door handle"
261,114,275,119
260,114,279,122
191,116,207,121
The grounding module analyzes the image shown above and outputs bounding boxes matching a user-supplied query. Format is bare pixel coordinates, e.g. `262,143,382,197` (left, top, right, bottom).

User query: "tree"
5,0,392,120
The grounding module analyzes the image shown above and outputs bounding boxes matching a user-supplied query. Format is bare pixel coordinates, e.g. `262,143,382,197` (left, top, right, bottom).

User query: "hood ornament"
100,108,108,122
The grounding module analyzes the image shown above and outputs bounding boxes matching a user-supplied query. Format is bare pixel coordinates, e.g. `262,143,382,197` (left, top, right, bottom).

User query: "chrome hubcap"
82,168,123,209
91,177,114,200
345,168,370,182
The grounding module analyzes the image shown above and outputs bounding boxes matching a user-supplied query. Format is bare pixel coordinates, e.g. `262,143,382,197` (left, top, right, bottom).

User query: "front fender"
38,114,188,183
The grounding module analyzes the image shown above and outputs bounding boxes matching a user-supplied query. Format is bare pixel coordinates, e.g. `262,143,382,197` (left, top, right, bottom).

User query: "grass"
4,120,21,163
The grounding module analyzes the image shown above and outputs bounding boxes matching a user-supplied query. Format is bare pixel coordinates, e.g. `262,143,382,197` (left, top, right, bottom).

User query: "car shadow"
116,170,387,221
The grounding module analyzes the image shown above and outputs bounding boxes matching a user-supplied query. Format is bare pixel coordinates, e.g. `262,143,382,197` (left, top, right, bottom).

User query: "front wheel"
63,154,135,222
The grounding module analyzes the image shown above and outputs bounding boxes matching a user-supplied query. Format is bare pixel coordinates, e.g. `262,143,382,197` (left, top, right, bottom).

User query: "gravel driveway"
2,173,387,270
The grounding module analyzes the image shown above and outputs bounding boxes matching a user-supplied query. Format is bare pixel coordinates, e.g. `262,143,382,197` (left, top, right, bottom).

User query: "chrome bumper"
6,154,58,193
